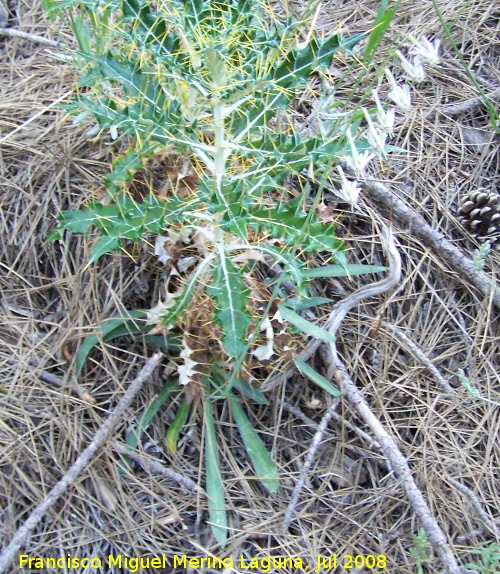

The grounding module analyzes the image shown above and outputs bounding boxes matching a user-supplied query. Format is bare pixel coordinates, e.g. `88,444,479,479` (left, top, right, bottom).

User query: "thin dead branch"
381,322,456,396
280,399,381,450
426,87,500,119
336,364,470,574
0,353,162,574
363,180,500,310
280,225,398,529
0,27,60,47
6,357,96,404
446,476,500,538
112,442,202,493
280,226,470,574
279,399,341,534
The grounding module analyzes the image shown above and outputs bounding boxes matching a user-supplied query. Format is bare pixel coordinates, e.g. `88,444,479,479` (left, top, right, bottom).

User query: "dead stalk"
363,180,500,310
0,353,162,574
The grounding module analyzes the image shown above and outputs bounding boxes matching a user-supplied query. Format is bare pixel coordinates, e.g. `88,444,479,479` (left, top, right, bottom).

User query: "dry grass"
1,0,499,572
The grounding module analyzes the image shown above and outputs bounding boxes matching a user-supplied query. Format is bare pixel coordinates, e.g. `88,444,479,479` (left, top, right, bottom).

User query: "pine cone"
456,188,500,245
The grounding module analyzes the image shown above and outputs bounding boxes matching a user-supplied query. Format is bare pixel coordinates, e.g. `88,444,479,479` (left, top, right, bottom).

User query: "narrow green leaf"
293,358,342,398
303,264,387,280
127,383,179,451
75,310,149,378
204,400,228,547
73,15,92,53
40,0,60,18
229,394,279,493
234,380,269,405
119,382,179,473
165,397,191,454
284,297,333,311
364,2,396,61
278,303,337,344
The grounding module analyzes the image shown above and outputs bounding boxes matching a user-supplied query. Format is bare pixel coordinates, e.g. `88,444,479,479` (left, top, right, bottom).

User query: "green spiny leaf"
208,249,252,360
159,255,214,329
272,34,341,90
103,145,154,194
248,205,342,254
89,235,122,263
49,193,200,261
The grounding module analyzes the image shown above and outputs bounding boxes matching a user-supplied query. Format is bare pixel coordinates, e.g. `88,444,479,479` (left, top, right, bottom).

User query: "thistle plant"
42,0,436,546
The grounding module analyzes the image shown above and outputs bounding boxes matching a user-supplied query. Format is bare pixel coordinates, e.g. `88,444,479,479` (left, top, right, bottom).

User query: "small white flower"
388,83,411,111
177,339,198,386
372,89,395,136
253,317,274,361
335,165,362,205
409,35,440,66
395,51,426,82
363,108,388,154
343,131,375,178
309,92,339,137
385,68,412,111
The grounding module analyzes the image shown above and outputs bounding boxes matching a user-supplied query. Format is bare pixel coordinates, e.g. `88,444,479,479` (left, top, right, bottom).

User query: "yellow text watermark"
19,552,387,571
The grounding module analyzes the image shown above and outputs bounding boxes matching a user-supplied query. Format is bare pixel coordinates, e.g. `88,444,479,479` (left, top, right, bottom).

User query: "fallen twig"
381,322,456,397
325,230,468,573
281,225,398,531
280,399,381,450
112,442,202,493
7,358,96,404
426,87,500,119
280,226,470,573
0,353,162,574
336,364,469,574
280,399,341,534
0,27,60,47
447,476,500,538
363,179,500,310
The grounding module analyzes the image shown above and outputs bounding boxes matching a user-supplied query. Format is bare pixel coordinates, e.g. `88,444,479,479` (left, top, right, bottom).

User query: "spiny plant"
42,0,421,546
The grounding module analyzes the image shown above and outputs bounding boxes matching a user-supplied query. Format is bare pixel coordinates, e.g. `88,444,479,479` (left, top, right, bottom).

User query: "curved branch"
0,353,162,574
363,180,500,310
